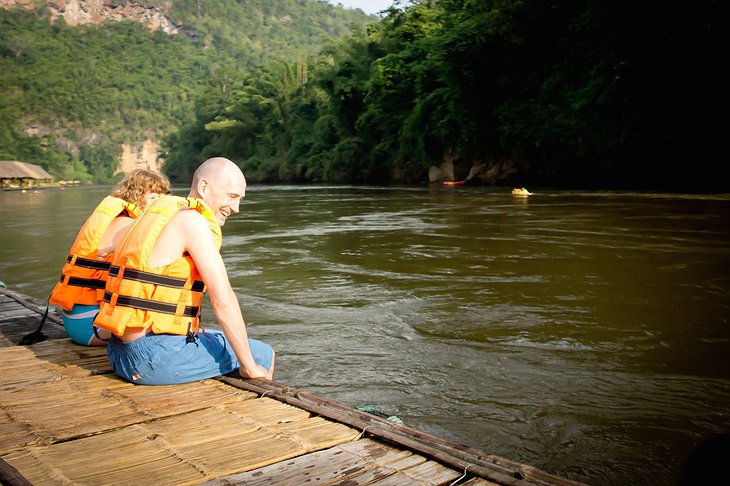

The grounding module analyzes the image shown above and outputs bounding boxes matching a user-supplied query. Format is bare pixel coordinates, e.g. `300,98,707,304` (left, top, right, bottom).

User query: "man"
95,157,274,384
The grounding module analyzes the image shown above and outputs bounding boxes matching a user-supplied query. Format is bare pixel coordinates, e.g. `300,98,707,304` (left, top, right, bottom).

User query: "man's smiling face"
200,167,246,227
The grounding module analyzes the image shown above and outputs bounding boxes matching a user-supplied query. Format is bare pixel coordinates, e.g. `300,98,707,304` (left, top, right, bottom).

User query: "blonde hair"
111,169,170,209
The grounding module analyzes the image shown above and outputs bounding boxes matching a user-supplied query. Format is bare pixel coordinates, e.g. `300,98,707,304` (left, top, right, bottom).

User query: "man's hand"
239,364,270,380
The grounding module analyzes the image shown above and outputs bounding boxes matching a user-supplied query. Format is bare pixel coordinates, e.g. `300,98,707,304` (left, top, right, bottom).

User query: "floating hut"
0,161,54,190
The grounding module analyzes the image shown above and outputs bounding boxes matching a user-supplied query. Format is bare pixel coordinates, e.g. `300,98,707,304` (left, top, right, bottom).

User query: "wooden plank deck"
0,288,585,486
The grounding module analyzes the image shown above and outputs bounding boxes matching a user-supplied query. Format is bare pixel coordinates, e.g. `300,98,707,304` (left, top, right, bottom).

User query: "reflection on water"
2,185,730,485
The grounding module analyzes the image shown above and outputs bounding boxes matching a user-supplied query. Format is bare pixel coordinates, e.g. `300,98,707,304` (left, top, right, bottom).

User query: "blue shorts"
62,304,101,346
106,330,274,385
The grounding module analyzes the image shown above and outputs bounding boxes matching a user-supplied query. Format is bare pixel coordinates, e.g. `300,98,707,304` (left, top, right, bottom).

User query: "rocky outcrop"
21,121,162,176
427,147,531,185
117,139,162,174
466,158,530,184
428,161,454,182
0,0,32,9
1,0,180,33
428,149,459,182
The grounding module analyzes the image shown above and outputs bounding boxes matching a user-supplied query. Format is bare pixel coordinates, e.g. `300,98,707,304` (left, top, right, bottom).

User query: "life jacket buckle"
185,323,198,345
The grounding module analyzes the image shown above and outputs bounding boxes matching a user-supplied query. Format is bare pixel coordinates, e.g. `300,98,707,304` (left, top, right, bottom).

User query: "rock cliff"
3,0,174,175
119,140,162,174
0,0,180,34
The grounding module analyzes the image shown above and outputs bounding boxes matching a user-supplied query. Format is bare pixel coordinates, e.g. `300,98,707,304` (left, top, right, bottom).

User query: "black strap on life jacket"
108,266,204,291
102,291,199,317
66,254,112,271
20,296,51,345
58,275,107,289
92,326,110,342
56,254,110,292
21,255,108,345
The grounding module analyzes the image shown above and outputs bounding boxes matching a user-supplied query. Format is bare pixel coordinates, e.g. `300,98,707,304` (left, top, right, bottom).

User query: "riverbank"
0,180,88,191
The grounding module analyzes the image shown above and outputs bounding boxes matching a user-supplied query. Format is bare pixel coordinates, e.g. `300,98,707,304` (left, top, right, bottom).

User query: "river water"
1,185,729,485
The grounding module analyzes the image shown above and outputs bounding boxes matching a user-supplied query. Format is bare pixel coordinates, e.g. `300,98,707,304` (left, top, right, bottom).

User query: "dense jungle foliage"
0,0,370,181
1,0,722,189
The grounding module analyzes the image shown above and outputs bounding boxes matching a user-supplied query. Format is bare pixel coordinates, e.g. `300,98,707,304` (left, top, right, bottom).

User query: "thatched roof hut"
0,160,54,180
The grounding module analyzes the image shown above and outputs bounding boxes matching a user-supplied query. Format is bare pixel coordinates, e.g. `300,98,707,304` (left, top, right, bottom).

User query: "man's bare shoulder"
151,208,215,267
157,208,210,243
170,207,210,227
166,208,216,246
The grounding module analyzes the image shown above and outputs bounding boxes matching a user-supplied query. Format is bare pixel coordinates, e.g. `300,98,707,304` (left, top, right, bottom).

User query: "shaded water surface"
2,185,729,485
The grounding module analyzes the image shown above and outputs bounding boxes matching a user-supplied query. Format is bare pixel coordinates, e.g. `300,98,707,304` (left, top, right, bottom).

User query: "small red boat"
442,180,465,186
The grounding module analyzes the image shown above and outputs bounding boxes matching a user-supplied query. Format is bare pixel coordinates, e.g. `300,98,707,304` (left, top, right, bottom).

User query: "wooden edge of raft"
0,287,61,325
216,375,587,486
0,456,34,486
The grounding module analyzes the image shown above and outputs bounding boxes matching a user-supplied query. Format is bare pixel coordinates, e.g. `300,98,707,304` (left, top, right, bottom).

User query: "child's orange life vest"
49,196,140,311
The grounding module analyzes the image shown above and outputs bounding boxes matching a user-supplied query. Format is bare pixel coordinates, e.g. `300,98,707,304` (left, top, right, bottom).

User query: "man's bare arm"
178,211,269,379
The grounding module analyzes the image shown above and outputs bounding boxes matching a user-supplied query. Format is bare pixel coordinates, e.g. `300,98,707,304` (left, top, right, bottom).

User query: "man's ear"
197,178,209,197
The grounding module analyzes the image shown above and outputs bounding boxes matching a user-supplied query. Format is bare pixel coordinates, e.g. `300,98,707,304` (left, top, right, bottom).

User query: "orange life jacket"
94,195,222,337
48,196,140,311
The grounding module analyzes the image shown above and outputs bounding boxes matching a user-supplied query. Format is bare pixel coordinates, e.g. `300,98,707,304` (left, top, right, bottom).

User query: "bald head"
191,157,245,193
189,157,247,226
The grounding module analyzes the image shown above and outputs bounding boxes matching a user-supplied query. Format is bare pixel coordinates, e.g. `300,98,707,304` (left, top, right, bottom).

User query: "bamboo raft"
0,287,585,486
